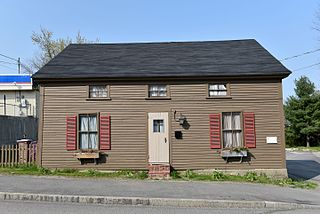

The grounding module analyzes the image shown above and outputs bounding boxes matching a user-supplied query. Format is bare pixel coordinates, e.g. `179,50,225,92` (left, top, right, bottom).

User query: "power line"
0,60,18,65
280,48,320,62
0,64,17,71
292,62,320,72
0,53,31,74
0,53,17,62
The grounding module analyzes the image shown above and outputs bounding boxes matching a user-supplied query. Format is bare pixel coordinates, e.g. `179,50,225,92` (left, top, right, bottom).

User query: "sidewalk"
0,174,319,208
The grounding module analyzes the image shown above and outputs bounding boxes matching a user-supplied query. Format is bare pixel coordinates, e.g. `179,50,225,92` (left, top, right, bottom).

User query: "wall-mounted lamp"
174,110,186,125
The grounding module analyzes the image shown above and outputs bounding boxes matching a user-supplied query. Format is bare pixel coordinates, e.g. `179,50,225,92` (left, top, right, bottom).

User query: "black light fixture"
174,110,186,125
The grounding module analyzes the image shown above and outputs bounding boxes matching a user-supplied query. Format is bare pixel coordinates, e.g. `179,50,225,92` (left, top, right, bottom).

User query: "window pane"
232,113,241,129
209,84,218,90
88,116,97,131
80,133,89,149
153,120,164,133
80,116,88,131
218,91,227,96
150,91,158,97
89,133,98,150
223,131,232,148
218,84,227,90
232,131,242,147
222,113,232,130
159,91,167,96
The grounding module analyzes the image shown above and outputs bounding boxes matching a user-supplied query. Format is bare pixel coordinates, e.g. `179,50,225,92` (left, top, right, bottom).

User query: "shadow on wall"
286,160,320,181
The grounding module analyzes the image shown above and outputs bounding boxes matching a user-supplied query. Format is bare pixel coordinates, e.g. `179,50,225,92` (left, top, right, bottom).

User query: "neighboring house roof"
33,39,291,81
0,74,32,90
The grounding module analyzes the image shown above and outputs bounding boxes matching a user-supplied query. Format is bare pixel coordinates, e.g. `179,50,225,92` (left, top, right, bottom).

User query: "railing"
0,143,37,166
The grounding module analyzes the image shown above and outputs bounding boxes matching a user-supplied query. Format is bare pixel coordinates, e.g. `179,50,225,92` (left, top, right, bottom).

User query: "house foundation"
148,164,170,179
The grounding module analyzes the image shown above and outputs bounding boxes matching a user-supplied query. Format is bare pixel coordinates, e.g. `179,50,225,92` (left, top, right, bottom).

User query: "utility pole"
18,57,21,74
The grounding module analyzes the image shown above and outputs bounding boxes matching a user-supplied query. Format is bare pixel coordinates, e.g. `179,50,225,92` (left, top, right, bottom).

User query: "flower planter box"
74,152,100,159
221,150,247,163
74,152,100,165
221,150,247,157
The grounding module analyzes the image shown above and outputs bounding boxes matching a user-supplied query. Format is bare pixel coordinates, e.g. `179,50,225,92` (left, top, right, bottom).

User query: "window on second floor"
148,85,167,97
208,84,229,97
89,85,108,98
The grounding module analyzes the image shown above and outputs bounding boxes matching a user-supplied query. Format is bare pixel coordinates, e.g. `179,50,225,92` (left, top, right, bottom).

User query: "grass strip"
287,146,320,152
0,165,317,189
171,170,318,189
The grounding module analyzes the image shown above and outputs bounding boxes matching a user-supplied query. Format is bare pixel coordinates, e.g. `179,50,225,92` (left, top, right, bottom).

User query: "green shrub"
211,171,226,180
170,169,181,179
185,169,195,179
244,172,258,182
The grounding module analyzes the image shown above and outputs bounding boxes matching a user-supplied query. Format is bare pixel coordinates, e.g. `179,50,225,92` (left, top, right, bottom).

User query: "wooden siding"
40,79,285,170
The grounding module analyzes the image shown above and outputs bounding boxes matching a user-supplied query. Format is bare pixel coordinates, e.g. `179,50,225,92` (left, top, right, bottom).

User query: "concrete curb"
0,192,319,209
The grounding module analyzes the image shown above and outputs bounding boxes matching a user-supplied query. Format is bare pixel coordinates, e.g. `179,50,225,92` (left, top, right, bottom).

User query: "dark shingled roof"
33,39,291,80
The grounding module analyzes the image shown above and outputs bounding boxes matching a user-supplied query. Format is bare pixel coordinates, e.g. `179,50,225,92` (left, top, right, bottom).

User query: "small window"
153,119,164,133
222,112,242,148
149,85,167,97
208,84,228,96
79,114,98,150
89,85,108,98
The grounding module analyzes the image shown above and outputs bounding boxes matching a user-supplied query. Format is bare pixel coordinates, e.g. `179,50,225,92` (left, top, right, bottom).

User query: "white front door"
148,112,169,163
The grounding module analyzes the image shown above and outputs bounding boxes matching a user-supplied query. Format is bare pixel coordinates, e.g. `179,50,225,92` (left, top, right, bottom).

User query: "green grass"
170,170,318,190
0,164,148,180
0,165,317,189
287,146,320,152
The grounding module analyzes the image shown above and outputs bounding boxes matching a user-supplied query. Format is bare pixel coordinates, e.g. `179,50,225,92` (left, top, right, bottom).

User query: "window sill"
86,98,111,101
145,97,171,100
206,96,232,99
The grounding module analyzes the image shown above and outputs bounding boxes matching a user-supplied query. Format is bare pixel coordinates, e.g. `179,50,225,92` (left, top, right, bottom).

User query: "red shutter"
244,112,256,148
66,115,77,151
209,114,221,149
100,114,111,150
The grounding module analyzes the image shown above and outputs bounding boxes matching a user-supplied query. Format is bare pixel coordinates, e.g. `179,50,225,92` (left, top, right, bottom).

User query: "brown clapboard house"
33,39,291,178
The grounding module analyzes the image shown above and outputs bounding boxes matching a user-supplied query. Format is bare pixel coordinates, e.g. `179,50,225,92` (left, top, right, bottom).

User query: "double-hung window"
148,85,167,97
89,85,108,98
222,112,242,148
79,114,98,150
208,84,228,96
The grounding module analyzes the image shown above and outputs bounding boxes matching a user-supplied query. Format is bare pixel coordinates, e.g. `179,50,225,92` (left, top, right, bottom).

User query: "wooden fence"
0,143,37,166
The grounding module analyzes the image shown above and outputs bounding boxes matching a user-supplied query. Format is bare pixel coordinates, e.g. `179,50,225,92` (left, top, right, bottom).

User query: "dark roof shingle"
33,39,291,80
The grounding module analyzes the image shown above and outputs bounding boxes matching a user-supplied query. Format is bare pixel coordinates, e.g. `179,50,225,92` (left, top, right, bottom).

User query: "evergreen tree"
285,76,320,147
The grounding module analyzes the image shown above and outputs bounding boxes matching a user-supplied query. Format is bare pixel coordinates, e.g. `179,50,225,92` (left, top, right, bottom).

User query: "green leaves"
285,76,320,147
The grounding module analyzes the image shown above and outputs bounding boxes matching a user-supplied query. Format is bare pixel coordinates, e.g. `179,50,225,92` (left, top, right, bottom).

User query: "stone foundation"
148,164,170,179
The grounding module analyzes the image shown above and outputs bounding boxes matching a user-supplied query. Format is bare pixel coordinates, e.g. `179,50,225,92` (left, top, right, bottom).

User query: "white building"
0,74,38,117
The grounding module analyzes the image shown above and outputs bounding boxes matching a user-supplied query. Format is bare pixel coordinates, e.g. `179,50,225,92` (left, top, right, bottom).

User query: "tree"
285,76,320,147
30,27,96,72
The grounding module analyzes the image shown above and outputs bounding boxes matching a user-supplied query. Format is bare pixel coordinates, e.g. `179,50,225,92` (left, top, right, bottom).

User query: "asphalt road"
0,174,319,205
0,200,319,214
286,151,320,183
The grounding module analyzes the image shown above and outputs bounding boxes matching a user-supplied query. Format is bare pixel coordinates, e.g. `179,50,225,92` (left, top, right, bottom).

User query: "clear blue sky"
0,0,319,99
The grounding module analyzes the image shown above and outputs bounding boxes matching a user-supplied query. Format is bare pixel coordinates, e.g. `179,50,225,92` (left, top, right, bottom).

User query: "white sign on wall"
266,137,278,144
